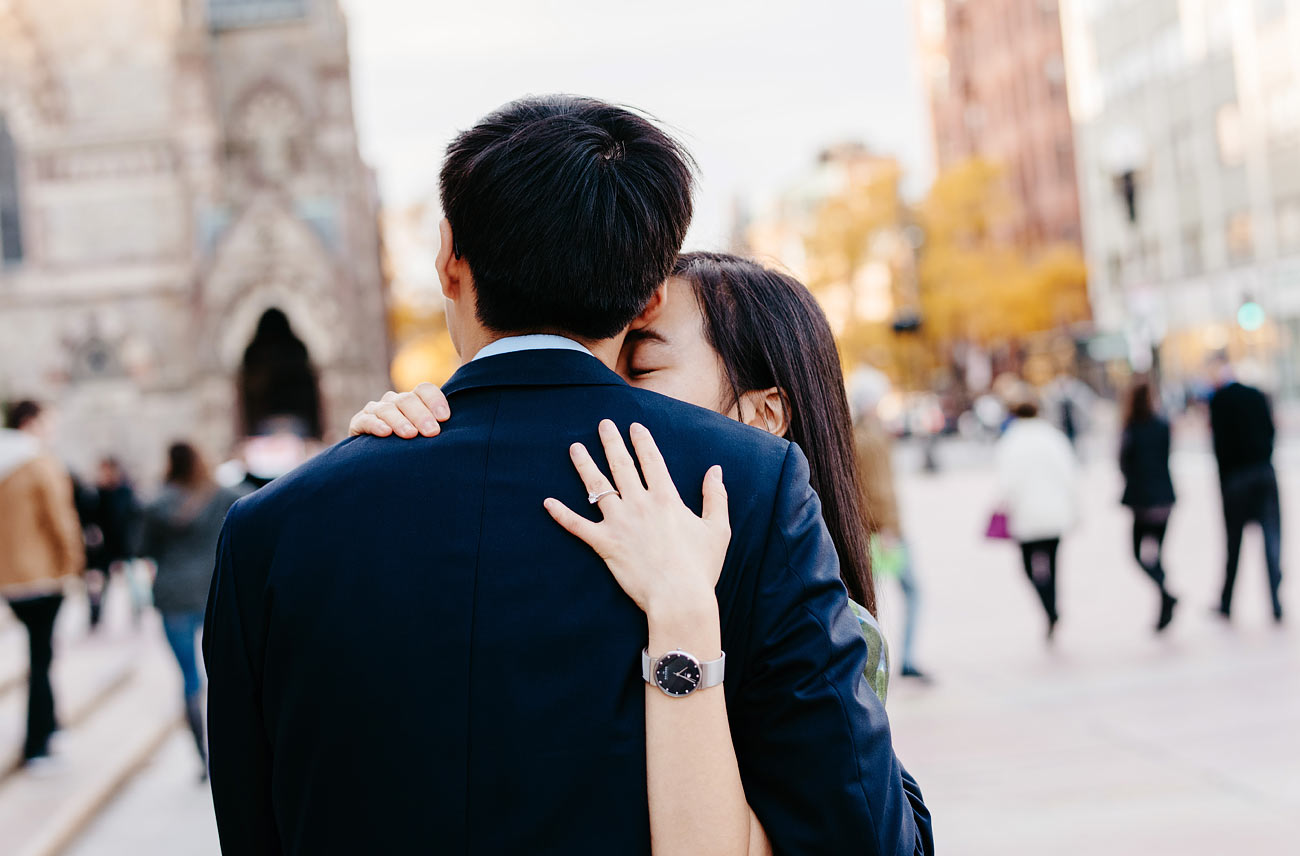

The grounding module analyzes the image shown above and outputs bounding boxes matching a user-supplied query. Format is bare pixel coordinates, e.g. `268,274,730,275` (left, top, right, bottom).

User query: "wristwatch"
641,648,726,697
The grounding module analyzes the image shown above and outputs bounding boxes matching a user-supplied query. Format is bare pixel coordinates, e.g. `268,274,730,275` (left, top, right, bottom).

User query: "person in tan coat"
0,400,83,765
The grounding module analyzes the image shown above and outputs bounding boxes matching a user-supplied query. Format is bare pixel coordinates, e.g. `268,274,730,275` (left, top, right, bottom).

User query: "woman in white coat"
996,398,1079,640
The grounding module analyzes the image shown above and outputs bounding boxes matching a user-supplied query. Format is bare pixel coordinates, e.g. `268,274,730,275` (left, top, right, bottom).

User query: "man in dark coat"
1209,364,1283,622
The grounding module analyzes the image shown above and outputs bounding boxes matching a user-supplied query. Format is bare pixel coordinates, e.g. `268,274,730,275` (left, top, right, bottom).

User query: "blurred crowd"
0,350,1287,785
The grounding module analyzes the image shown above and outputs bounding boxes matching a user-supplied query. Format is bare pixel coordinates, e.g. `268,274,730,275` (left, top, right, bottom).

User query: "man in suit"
205,95,932,855
1209,360,1284,622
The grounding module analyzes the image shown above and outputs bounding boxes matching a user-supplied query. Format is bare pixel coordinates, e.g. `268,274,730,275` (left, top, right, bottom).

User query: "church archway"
239,308,322,438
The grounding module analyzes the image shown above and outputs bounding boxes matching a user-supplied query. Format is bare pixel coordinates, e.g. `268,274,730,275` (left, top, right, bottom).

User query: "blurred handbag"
868,533,909,581
985,510,1011,540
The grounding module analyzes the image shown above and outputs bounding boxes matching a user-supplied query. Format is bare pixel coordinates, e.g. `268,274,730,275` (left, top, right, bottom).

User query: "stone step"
0,593,111,702
0,639,181,856
0,589,143,782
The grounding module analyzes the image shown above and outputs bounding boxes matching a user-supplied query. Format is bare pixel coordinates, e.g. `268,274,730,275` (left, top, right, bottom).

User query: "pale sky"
339,0,934,250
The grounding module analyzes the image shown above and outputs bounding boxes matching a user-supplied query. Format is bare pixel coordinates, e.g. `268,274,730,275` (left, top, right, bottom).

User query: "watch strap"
641,648,726,690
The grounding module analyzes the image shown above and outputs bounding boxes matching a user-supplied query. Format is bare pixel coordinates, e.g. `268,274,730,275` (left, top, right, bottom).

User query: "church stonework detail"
0,0,390,483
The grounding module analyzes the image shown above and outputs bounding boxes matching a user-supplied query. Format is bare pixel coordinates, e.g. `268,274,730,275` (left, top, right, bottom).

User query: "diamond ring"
587,488,619,504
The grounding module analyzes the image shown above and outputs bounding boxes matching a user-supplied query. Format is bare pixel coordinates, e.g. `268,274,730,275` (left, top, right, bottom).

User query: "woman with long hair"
139,442,241,779
1119,378,1178,631
351,252,924,852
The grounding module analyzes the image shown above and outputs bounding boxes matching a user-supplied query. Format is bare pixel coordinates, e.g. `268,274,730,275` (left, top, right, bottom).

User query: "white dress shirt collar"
472,334,594,362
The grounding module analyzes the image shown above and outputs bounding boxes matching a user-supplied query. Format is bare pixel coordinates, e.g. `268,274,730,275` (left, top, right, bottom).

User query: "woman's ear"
737,387,790,438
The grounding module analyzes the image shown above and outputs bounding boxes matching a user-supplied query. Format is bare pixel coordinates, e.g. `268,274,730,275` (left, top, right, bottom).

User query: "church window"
0,115,23,265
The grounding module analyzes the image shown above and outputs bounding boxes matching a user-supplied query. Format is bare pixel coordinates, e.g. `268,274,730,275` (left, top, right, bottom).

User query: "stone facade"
0,0,389,484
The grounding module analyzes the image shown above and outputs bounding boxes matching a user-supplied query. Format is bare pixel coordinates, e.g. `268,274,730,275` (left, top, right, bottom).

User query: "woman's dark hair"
165,442,211,489
1124,379,1156,427
440,95,694,340
672,252,876,615
5,399,42,430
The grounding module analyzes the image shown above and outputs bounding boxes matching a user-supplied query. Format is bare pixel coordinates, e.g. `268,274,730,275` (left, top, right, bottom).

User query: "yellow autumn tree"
917,158,1090,349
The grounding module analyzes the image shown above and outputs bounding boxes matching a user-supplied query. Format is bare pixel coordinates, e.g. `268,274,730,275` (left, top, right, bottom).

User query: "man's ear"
629,280,670,330
737,387,790,438
436,218,471,301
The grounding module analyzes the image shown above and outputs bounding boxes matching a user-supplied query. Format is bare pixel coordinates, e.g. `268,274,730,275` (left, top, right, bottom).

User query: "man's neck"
460,329,626,370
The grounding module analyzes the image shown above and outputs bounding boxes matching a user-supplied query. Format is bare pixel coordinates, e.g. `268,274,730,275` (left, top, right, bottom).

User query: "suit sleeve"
733,444,934,855
204,503,281,855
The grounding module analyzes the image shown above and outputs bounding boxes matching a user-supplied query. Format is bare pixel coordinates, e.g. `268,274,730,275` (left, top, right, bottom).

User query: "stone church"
0,0,390,484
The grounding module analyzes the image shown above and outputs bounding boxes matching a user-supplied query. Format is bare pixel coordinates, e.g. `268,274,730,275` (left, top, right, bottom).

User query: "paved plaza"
8,432,1297,854
886,436,1299,854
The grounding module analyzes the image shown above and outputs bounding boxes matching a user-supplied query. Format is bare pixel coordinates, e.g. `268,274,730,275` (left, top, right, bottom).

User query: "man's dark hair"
5,399,41,430
440,95,694,340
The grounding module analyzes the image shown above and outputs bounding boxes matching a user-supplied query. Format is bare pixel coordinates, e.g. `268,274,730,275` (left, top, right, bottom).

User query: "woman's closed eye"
625,331,673,378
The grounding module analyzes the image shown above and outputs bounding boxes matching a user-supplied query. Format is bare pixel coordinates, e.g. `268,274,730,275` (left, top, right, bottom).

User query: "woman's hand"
543,420,730,621
348,383,451,439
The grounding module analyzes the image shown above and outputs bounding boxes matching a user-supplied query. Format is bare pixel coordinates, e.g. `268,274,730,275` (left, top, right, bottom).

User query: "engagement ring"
587,488,619,504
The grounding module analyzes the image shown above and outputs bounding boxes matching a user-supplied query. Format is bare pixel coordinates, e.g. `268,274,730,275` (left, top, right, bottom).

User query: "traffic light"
1237,301,1265,332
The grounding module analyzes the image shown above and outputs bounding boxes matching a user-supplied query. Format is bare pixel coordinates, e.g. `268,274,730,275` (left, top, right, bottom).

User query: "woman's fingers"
370,400,419,438
701,465,729,528
628,423,674,494
393,391,440,437
543,498,605,551
349,408,393,437
413,382,451,421
569,442,619,510
598,419,645,497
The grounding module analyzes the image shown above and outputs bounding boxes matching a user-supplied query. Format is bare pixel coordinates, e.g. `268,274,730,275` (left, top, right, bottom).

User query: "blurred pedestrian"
1119,379,1178,632
851,369,930,681
1209,361,1283,623
139,442,240,779
0,401,84,768
1045,374,1094,450
995,398,1078,640
83,457,141,630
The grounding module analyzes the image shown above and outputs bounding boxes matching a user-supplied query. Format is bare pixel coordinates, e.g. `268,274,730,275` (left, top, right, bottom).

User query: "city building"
0,0,389,482
918,0,1083,249
1061,0,1300,391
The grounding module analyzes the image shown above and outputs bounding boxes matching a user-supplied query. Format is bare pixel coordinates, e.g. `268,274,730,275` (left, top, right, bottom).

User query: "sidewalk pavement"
883,444,1299,854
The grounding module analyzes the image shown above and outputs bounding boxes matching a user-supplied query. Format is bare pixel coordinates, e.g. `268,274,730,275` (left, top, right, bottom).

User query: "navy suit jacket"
205,349,933,855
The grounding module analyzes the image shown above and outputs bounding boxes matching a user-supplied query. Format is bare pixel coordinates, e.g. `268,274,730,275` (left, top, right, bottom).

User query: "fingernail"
630,422,647,436
421,420,438,434
599,419,615,431
711,465,724,480
435,404,451,420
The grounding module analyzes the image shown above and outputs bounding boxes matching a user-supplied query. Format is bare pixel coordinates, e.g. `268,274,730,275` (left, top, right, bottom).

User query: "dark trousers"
1131,508,1171,594
1018,539,1060,625
1220,465,1284,616
8,594,63,760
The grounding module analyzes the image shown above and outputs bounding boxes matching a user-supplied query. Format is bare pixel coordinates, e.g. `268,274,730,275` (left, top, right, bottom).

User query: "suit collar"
442,348,628,397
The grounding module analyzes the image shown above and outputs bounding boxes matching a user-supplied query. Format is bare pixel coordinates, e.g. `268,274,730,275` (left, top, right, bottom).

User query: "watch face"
654,652,702,697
